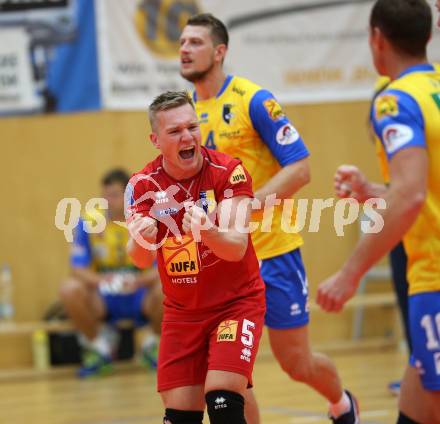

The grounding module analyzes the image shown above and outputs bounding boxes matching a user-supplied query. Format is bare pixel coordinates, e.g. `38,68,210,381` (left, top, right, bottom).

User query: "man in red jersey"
125,90,265,424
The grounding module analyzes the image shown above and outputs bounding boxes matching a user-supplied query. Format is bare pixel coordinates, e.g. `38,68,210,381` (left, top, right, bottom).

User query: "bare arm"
127,214,158,269
334,164,387,202
254,158,310,206
317,147,427,311
342,148,426,278
358,181,386,199
183,195,251,262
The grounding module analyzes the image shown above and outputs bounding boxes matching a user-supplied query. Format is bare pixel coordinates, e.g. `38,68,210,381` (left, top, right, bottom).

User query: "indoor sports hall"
1,1,440,423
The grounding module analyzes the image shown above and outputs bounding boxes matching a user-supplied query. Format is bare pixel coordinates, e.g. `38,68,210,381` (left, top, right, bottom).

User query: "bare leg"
161,384,205,410
399,365,440,423
268,325,343,403
205,370,248,395
244,388,260,424
59,277,106,340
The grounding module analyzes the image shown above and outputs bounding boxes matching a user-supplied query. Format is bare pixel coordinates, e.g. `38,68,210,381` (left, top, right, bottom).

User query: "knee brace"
205,390,246,424
163,408,203,424
397,412,420,424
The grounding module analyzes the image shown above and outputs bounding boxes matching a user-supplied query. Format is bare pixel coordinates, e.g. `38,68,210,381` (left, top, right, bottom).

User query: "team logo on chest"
222,103,235,124
199,189,217,214
162,235,199,284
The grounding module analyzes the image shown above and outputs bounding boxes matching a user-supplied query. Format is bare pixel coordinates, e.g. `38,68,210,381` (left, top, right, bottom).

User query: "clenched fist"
182,205,214,241
316,270,358,313
127,213,158,244
334,165,368,202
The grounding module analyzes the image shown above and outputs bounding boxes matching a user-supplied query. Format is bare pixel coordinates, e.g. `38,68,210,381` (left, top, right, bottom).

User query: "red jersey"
126,147,265,319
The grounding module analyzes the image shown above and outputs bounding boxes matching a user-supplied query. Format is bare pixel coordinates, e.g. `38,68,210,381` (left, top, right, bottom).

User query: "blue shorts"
101,287,149,327
260,249,309,329
409,291,440,391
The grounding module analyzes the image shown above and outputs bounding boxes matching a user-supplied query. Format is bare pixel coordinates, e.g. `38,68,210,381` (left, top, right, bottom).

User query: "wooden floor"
0,348,406,424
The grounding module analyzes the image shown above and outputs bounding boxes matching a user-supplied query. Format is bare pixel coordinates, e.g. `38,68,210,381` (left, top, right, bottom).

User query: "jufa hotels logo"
217,320,238,342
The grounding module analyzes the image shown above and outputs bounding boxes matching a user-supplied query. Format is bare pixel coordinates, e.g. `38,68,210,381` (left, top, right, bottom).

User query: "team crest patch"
263,98,285,121
200,189,217,214
375,94,399,120
222,104,235,124
229,165,247,184
217,320,238,342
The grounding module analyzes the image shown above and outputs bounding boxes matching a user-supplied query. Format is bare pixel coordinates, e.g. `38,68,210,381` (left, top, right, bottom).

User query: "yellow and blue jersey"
194,75,310,260
71,210,137,273
371,76,393,183
371,63,440,296
372,64,440,184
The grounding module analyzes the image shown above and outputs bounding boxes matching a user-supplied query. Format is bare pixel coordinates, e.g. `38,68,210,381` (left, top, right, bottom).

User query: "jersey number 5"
241,319,255,348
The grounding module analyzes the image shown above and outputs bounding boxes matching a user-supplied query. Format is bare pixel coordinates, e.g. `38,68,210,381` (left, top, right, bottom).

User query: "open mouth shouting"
179,146,195,160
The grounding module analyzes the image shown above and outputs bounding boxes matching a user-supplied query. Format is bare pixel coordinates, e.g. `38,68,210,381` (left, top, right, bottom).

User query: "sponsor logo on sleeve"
382,124,414,154
375,95,399,121
276,124,299,145
229,164,247,184
263,98,285,121
217,320,238,342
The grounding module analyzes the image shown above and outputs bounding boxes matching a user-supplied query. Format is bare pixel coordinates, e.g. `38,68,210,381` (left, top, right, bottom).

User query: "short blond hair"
148,90,194,131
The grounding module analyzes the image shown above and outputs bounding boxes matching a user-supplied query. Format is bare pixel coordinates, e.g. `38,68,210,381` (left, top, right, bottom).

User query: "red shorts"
157,296,265,392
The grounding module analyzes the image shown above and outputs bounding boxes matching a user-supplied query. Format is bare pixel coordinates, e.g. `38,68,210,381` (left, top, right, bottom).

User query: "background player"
317,1,440,422
180,13,359,424
126,91,266,424
60,169,162,377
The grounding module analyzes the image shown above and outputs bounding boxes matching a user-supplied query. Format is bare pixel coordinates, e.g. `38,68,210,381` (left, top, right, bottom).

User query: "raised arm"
317,147,427,312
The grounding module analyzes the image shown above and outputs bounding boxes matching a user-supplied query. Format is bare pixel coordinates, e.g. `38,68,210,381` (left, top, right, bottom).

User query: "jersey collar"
398,63,435,78
193,74,233,102
159,148,208,183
